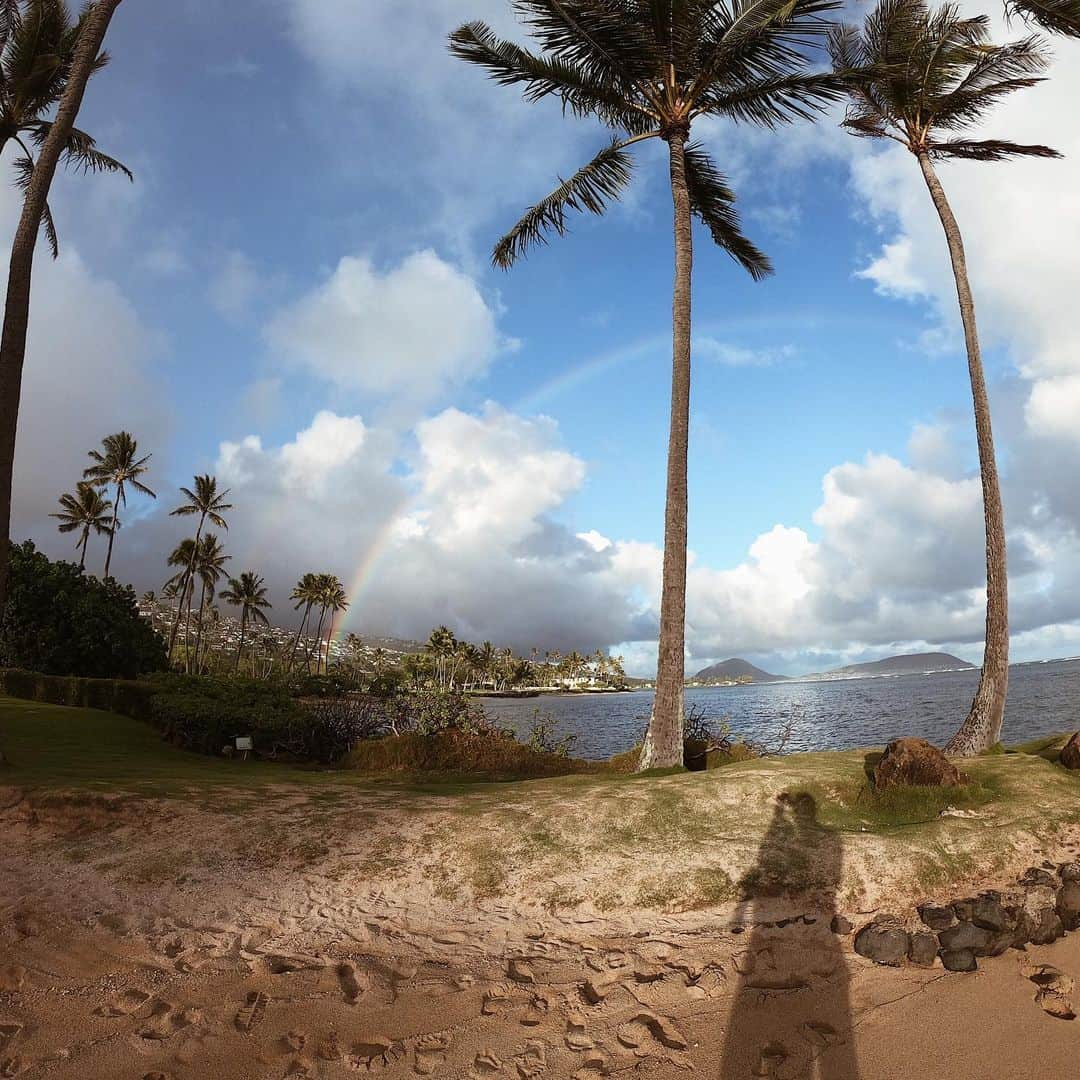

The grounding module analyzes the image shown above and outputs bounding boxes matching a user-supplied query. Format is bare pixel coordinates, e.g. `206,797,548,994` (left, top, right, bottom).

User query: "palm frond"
683,142,773,280
28,121,133,179
493,137,640,268
933,137,1062,159
697,70,846,126
12,152,58,256
1007,0,1080,36
449,20,652,127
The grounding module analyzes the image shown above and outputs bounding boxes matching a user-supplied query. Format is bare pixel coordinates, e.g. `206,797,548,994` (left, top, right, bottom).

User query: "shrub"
344,729,598,781
148,678,306,757
0,669,157,719
0,541,167,678
526,712,577,757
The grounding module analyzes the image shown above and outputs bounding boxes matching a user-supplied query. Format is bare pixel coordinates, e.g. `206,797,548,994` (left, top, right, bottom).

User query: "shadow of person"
718,792,860,1079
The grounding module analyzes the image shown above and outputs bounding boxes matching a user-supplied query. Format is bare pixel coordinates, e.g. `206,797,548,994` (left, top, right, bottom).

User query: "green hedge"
0,668,157,720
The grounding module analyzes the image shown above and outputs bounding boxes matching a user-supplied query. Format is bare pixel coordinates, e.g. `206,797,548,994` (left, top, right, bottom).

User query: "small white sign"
235,736,253,751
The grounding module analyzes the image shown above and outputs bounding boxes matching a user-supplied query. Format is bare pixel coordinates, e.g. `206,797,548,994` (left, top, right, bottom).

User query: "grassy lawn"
0,696,363,796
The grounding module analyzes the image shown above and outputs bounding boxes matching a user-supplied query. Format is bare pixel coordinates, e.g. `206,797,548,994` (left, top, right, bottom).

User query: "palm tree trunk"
640,127,693,771
308,606,327,674
323,612,335,676
78,528,88,571
193,579,208,675
918,152,1009,756
235,611,247,674
103,489,120,578
168,515,205,660
0,0,124,612
287,603,311,674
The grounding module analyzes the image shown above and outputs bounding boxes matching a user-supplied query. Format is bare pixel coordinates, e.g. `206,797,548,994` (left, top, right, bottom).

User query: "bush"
344,729,598,781
0,668,157,718
148,677,306,757
0,541,167,678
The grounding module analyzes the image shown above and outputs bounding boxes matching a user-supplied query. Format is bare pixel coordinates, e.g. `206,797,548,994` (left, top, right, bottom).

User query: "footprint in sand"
514,1041,547,1079
1022,960,1077,1020
751,1042,791,1078
482,982,519,1017
283,1031,307,1053
565,1015,594,1052
0,1028,20,1055
338,962,368,1004
94,988,151,1017
349,1036,404,1071
1,1060,24,1079
799,1020,843,1049
616,1012,689,1056
413,1032,453,1075
138,1001,200,1041
471,1049,503,1074
235,990,270,1034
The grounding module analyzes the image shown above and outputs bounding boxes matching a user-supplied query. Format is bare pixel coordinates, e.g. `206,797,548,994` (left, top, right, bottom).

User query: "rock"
873,738,964,789
830,915,853,935
908,933,939,967
853,921,910,966
1056,881,1080,930
978,930,1015,958
938,923,991,952
971,897,1010,933
509,959,535,984
1019,867,1057,888
1060,863,1080,883
941,949,977,973
1023,961,1077,1020
1059,733,1080,770
1030,909,1065,946
918,903,956,931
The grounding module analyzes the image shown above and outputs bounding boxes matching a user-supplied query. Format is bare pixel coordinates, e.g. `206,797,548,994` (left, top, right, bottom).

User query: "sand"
2,783,1078,1079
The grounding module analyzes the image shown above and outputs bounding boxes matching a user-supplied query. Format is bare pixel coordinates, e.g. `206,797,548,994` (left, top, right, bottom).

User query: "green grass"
0,696,369,796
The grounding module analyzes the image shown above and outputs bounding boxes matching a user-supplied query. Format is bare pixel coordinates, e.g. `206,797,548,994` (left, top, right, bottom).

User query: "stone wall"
850,862,1080,972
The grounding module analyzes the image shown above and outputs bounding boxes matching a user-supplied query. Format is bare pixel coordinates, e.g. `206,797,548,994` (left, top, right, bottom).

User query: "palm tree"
286,572,320,674
164,538,196,669
50,480,112,570
450,0,843,768
318,576,348,675
426,626,457,689
831,0,1059,755
83,431,155,578
166,474,232,660
0,0,125,612
190,533,229,674
220,571,272,675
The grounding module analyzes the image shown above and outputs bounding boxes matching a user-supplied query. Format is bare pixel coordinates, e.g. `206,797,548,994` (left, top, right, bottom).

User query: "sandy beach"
3,773,1080,1080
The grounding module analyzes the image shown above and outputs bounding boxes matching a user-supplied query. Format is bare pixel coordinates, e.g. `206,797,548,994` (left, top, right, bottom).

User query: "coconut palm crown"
831,0,1060,755
451,0,845,768
83,431,155,578
829,0,1060,164
1008,0,1080,37
50,479,112,570
0,0,132,256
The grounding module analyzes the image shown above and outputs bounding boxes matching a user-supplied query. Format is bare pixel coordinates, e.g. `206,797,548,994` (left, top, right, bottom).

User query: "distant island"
689,658,788,686
688,651,974,687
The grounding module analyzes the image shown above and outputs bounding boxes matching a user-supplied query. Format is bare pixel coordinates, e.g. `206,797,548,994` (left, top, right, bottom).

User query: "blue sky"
9,0,1080,676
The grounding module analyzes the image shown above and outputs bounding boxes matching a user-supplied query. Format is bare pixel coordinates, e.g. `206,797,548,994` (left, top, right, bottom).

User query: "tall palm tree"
166,474,232,660
164,538,196,669
426,625,457,689
49,479,111,569
285,572,321,674
83,431,155,578
831,0,1059,755
190,533,229,674
318,576,348,676
220,571,271,675
450,0,843,768
0,0,125,613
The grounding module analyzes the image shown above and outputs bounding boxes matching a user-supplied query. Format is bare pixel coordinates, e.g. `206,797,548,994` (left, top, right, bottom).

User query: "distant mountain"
692,658,787,684
811,652,974,680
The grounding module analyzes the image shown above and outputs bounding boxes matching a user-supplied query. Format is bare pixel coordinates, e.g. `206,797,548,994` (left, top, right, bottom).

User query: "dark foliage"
0,541,167,677
0,667,156,718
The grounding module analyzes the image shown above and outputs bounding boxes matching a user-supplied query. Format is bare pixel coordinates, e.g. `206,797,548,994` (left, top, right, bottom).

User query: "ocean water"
479,658,1080,760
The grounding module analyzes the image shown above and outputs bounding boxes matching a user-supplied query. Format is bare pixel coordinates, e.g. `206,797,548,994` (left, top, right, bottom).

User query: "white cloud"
266,251,503,403
695,338,796,367
1025,374,1080,444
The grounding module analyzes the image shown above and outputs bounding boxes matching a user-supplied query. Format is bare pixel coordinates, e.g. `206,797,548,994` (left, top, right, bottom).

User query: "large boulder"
854,918,910,966
873,738,964,789
1059,733,1080,770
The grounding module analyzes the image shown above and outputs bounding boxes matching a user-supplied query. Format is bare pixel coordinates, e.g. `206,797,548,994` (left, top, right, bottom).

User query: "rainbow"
331,335,668,646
